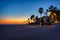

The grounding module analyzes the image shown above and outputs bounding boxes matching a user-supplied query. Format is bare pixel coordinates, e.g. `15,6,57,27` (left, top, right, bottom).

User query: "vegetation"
27,5,60,25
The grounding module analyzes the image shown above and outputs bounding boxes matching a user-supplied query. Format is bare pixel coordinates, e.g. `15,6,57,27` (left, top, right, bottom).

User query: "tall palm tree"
39,7,43,25
39,7,43,18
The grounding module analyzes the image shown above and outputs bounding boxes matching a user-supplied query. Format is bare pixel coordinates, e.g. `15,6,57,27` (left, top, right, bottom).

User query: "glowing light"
47,12,51,16
54,13,56,16
54,20,58,23
51,15,54,19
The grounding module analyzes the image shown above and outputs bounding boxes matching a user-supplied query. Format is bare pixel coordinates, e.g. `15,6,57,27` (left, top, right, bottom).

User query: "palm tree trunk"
40,14,41,25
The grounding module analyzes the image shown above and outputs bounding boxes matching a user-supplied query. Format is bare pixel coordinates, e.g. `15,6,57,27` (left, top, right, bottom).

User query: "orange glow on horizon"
0,18,27,24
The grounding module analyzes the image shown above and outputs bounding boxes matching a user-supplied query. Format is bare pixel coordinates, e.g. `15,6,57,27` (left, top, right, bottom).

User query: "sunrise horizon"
0,17,28,24
0,0,60,24
1,0,60,40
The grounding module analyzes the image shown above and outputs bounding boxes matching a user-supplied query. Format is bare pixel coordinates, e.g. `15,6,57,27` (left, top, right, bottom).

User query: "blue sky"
0,0,60,19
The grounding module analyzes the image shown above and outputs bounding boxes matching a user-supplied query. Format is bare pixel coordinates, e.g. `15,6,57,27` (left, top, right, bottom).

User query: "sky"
0,0,60,24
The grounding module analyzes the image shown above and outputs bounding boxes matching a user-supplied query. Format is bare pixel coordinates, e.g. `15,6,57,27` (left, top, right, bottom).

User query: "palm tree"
28,18,30,24
35,16,40,24
39,7,43,25
39,7,43,18
47,5,57,23
30,15,35,20
56,10,60,23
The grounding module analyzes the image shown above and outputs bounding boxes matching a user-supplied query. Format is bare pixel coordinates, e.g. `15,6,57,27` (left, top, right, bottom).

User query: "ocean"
0,24,60,40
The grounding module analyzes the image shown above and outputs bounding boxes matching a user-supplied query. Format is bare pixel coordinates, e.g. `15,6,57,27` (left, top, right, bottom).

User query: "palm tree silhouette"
39,7,43,18
28,18,30,24
30,15,35,20
35,16,40,24
47,5,57,23
39,7,44,25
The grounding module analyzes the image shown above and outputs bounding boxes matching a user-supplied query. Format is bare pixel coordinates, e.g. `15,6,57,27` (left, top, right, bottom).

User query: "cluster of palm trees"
27,7,44,24
46,5,60,23
27,5,60,25
27,15,39,24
